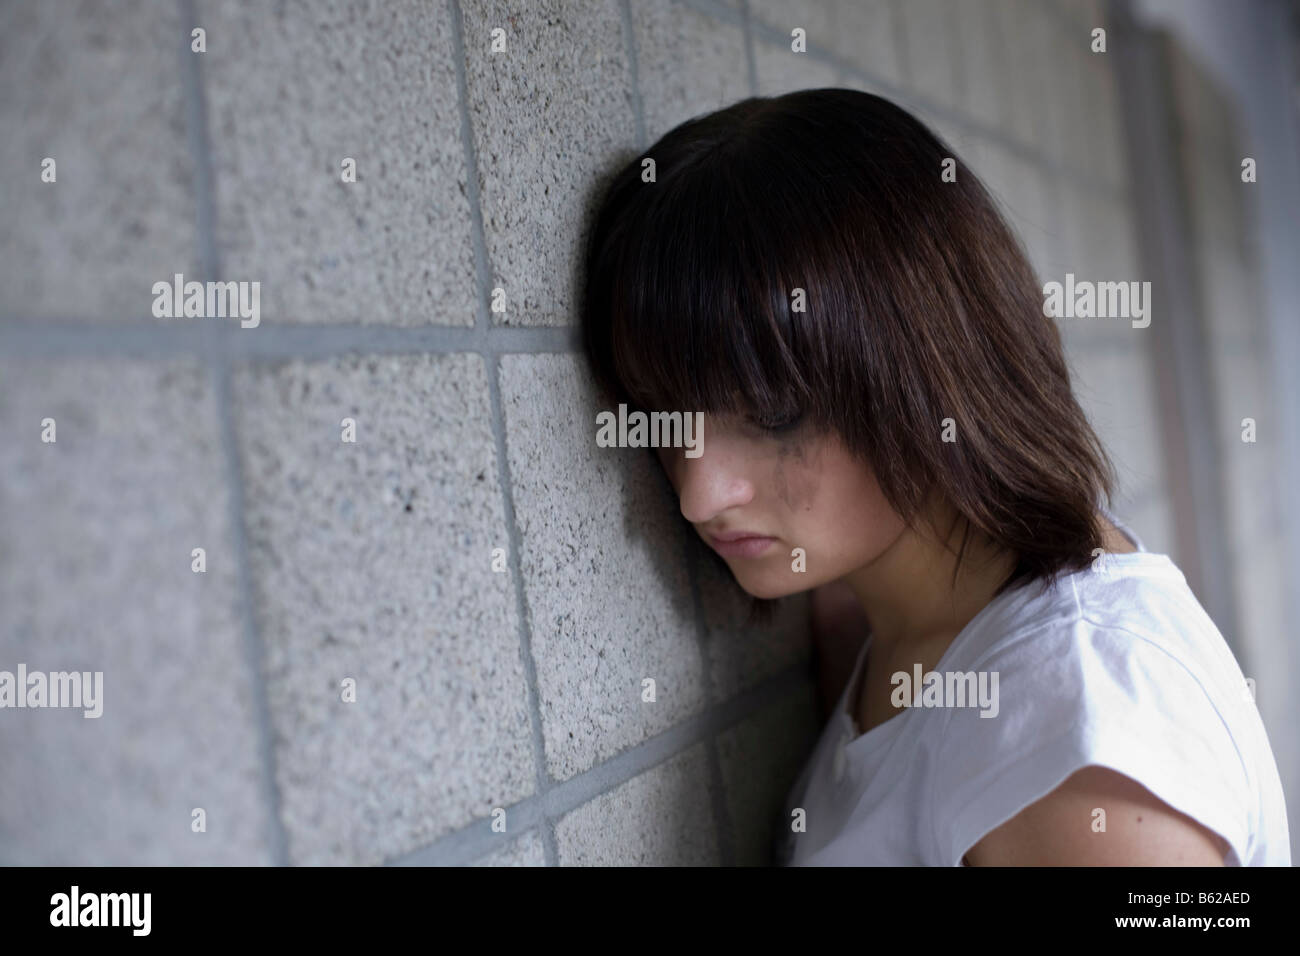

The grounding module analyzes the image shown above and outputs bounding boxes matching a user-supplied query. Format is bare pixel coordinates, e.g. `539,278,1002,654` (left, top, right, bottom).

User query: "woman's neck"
841,503,1017,654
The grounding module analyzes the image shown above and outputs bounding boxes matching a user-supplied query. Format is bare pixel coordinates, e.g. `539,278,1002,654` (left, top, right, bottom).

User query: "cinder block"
1236,581,1299,820
1223,445,1275,566
717,682,820,865
555,743,718,865
1080,43,1127,190
1069,345,1168,503
1071,191,1131,280
1004,153,1055,284
1039,172,1081,308
951,0,1005,127
1232,547,1288,703
1184,141,1249,269
990,0,1045,146
1051,24,1091,176
1058,0,1109,34
1199,237,1263,354
1211,353,1274,463
0,0,198,320
753,35,838,97
1025,167,1076,285
0,358,271,864
925,113,979,165
498,354,707,781
203,0,477,326
232,352,533,865
956,133,996,189
632,1,751,144
970,140,1058,284
1013,172,1066,286
693,535,811,703
1086,196,1144,284
1216,352,1274,547
1053,190,1148,350
749,0,903,88
462,0,638,326
470,829,546,866
1022,0,1072,169
1166,39,1235,151
1124,492,1175,560
897,0,960,109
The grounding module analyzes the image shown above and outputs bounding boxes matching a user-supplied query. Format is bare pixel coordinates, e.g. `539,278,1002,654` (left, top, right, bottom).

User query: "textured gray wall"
1,0,1293,866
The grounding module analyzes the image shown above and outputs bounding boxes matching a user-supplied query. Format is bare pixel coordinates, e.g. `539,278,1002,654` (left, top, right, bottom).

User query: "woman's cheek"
772,436,823,513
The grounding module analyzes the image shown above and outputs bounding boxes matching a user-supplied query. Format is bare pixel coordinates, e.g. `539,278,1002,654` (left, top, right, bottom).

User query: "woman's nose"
673,441,755,525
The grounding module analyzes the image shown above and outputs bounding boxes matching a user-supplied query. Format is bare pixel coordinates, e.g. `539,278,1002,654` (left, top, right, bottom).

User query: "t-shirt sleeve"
929,618,1252,866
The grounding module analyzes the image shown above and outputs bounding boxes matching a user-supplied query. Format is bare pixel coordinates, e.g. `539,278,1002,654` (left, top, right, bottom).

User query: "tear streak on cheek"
774,439,820,512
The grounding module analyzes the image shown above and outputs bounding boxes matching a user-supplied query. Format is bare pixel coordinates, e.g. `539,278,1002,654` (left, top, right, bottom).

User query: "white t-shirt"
777,524,1291,866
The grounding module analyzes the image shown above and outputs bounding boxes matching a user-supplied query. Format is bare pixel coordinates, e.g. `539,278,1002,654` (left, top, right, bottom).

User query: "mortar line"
449,0,558,867
0,320,580,357
484,351,559,866
447,0,493,342
180,0,290,867
388,658,810,865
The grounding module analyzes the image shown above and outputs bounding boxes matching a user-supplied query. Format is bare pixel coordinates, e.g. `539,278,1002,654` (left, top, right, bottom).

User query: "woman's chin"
731,570,814,601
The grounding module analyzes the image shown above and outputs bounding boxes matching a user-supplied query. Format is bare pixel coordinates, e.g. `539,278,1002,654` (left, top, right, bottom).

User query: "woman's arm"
809,580,871,724
963,765,1231,865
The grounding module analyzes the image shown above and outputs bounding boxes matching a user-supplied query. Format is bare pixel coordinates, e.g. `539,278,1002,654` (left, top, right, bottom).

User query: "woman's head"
581,88,1113,601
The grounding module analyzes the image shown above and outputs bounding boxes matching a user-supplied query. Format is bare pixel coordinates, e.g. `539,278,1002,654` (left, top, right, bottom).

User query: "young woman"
579,88,1290,866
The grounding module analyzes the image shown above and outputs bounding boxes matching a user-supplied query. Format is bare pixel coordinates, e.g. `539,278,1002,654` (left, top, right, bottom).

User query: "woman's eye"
752,412,803,434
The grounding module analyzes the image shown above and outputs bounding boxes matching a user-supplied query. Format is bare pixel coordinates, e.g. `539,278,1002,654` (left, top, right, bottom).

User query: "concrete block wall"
0,0,1283,865
1162,35,1296,819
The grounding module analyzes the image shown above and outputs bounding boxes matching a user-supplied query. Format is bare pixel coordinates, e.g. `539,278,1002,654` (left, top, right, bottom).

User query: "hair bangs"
601,154,835,428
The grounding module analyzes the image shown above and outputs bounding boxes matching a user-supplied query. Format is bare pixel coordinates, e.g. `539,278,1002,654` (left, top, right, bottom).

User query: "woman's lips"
705,531,776,559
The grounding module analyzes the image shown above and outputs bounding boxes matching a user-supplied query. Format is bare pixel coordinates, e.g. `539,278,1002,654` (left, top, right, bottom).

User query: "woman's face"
655,412,908,599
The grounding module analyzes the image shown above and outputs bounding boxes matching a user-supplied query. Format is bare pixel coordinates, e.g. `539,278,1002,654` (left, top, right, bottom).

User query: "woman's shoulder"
949,552,1224,681
941,552,1256,770
926,553,1274,865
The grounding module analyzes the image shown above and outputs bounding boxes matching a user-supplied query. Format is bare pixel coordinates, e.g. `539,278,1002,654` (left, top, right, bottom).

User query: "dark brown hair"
581,87,1114,597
